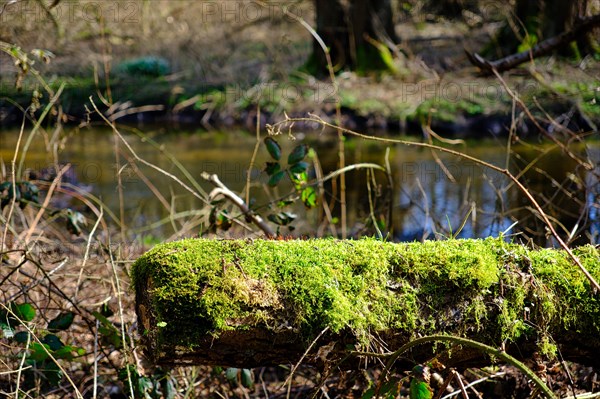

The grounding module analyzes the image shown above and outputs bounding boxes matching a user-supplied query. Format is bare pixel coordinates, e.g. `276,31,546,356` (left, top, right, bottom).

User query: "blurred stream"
1,126,598,244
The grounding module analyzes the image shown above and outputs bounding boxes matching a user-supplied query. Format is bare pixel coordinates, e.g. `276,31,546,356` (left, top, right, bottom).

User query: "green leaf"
21,182,39,204
361,387,375,399
410,366,432,399
48,312,75,331
301,187,317,208
92,311,124,349
92,311,112,327
265,162,281,176
99,324,123,348
241,368,254,388
29,342,50,362
225,367,239,383
120,364,152,399
277,199,295,208
118,365,137,382
409,379,432,399
264,137,281,160
60,344,84,359
54,346,78,360
161,375,176,399
13,303,36,322
268,170,286,187
517,34,538,53
157,321,167,328
287,144,308,164
290,171,308,185
289,161,309,174
14,331,29,343
42,334,64,351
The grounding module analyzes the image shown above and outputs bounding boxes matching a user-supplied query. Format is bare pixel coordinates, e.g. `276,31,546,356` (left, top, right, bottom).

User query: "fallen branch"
465,13,600,74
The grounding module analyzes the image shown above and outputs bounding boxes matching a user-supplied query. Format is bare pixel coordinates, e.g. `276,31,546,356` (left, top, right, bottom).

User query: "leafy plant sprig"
1,303,83,390
264,137,316,204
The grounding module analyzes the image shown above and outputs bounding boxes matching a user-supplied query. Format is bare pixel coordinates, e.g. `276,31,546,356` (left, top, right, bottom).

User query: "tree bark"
132,238,600,369
310,0,398,74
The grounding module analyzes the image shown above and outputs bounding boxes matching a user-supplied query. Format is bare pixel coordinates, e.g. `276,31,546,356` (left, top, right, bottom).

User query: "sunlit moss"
131,238,599,353
538,335,558,359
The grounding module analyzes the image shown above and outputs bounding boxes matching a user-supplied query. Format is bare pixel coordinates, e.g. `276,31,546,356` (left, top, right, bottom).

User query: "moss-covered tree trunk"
132,238,599,369
310,0,398,74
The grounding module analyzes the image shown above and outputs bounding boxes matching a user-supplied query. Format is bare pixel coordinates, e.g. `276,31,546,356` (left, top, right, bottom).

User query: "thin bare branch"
202,172,275,238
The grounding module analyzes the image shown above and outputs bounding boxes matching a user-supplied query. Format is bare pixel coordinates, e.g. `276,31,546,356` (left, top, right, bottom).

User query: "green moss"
115,57,170,77
338,92,392,117
355,43,398,75
529,81,600,120
131,238,600,354
538,335,558,359
411,98,485,123
528,245,600,333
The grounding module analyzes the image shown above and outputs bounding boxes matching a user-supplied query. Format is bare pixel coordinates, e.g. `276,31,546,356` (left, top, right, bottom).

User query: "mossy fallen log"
132,238,600,369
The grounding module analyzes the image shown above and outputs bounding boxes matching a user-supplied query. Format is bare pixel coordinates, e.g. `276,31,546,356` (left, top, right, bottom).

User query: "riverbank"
1,61,598,138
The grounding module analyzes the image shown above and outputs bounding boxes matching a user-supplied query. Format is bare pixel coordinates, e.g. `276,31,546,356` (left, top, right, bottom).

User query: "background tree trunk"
310,0,398,74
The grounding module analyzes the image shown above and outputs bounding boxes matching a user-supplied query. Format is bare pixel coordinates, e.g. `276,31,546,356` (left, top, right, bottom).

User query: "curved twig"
202,172,275,238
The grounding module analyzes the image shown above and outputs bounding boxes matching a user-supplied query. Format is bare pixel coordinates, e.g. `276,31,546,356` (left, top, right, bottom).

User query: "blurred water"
1,126,598,244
